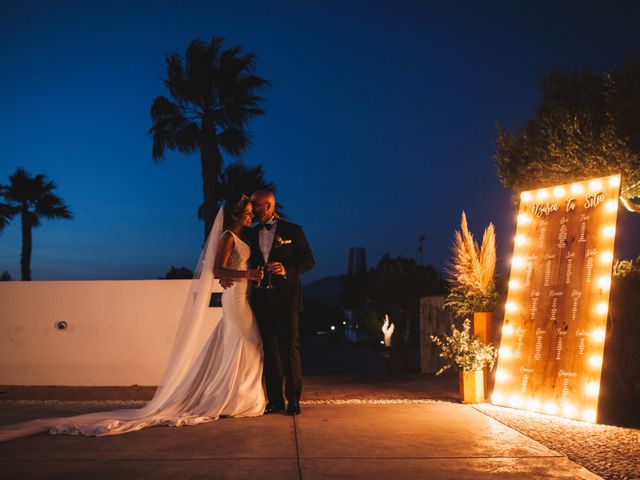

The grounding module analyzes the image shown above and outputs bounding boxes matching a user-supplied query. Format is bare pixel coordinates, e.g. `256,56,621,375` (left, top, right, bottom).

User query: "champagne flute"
265,263,275,290
255,265,264,289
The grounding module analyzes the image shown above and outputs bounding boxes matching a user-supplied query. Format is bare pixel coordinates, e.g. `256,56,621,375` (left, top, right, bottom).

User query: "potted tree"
431,319,497,403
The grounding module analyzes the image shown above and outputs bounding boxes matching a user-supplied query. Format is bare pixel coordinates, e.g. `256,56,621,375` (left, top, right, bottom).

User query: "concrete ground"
0,375,602,480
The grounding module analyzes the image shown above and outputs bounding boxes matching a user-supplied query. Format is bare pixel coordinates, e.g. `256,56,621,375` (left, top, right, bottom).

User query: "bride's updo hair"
223,193,251,229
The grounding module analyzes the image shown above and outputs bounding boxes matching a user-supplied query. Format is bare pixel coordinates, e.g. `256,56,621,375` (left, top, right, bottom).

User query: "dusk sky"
1,1,640,283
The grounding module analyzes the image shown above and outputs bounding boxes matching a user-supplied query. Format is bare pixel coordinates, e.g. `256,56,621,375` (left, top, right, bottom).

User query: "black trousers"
256,307,302,405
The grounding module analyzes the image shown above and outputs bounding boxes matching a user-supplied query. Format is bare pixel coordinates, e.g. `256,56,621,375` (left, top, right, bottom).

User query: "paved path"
0,402,600,480
0,374,605,479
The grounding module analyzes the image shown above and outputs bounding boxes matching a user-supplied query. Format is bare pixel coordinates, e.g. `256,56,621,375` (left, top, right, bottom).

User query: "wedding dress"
0,209,265,440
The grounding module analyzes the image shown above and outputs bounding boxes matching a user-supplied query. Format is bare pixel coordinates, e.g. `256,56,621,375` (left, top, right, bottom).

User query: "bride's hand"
246,269,264,281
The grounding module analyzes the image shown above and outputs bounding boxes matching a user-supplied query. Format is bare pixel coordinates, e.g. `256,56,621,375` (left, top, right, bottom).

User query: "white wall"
0,280,222,386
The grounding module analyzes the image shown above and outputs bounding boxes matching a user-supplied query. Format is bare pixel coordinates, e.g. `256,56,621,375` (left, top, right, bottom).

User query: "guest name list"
492,174,621,423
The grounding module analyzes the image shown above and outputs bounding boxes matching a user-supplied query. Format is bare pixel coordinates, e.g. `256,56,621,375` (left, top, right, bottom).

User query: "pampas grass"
445,211,497,317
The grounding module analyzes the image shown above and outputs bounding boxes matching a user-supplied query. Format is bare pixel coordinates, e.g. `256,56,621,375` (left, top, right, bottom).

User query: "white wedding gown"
0,229,266,440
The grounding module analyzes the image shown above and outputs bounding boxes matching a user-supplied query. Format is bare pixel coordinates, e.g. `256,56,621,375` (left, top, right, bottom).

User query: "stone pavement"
0,374,605,479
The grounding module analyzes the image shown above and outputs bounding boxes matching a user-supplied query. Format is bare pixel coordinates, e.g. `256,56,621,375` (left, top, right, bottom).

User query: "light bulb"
502,324,514,336
602,225,616,238
585,382,600,396
589,355,603,368
588,179,603,191
570,183,585,194
521,191,532,202
608,176,621,187
597,277,611,290
605,200,618,213
536,189,548,200
511,256,525,268
583,408,597,423
600,252,613,264
563,403,577,418
508,394,522,408
499,346,512,359
553,186,566,198
491,392,504,404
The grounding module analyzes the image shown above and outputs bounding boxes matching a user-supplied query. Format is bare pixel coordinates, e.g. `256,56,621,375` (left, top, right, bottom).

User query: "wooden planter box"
459,370,485,404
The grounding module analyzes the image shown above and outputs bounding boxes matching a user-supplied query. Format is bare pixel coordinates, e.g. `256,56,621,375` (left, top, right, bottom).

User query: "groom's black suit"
247,219,315,407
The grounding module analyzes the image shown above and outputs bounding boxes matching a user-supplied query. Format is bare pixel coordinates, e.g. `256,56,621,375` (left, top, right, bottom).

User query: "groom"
247,190,315,415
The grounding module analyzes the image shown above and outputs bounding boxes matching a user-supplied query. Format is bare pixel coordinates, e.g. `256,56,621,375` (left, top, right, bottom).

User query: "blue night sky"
1,1,640,283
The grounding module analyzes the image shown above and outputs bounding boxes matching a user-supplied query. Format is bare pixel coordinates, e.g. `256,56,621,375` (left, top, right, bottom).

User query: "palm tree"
1,168,72,280
0,199,16,233
150,37,269,239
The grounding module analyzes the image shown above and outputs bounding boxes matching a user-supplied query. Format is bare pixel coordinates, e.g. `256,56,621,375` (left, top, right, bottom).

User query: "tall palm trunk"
199,123,223,240
20,206,32,281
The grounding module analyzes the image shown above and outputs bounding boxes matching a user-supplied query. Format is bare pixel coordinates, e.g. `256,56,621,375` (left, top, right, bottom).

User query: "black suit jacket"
246,220,315,313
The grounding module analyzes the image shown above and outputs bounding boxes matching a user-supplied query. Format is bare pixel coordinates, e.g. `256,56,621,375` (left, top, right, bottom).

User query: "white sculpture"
382,314,395,347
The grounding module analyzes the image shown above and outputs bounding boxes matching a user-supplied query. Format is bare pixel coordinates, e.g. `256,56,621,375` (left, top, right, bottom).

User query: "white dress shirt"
258,217,277,262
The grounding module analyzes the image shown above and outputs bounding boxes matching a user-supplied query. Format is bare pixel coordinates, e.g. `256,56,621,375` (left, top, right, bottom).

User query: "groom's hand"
267,262,286,277
219,278,234,289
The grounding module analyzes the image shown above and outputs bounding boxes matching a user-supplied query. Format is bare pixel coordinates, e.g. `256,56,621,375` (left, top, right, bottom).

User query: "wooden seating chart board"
492,174,621,422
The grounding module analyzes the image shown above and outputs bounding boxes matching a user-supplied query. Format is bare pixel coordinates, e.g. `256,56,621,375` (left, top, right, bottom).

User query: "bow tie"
258,223,274,231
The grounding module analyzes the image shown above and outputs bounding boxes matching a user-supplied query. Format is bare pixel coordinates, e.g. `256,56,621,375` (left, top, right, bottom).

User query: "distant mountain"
303,274,345,306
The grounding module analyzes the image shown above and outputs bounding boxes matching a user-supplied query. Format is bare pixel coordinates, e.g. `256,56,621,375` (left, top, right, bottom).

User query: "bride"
0,194,266,440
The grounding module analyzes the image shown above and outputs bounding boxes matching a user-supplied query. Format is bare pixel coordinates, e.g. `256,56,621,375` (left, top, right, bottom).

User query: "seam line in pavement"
292,416,303,480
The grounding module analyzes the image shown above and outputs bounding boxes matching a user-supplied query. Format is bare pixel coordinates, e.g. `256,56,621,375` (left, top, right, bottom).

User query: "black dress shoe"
286,402,301,416
264,402,285,414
